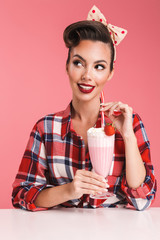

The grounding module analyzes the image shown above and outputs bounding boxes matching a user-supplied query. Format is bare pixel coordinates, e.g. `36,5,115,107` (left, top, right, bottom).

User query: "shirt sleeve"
12,121,53,211
120,113,157,211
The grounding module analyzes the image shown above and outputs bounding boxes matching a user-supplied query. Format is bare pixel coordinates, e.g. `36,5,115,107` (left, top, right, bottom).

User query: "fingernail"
104,189,108,192
105,183,109,188
97,192,102,195
102,178,107,183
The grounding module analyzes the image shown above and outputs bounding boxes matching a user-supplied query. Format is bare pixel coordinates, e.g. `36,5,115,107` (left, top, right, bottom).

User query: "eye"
95,64,105,70
73,60,83,67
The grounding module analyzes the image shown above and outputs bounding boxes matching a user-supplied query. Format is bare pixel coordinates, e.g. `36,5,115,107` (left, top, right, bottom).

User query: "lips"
78,83,95,94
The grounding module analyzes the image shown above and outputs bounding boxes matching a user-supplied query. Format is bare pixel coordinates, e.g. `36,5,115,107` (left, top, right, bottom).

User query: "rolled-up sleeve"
121,113,157,211
12,122,53,211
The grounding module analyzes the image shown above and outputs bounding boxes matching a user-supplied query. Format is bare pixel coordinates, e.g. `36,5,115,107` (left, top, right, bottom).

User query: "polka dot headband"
87,5,128,62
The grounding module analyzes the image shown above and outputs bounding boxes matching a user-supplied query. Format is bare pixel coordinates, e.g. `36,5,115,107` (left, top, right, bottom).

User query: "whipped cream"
87,127,106,137
87,127,115,147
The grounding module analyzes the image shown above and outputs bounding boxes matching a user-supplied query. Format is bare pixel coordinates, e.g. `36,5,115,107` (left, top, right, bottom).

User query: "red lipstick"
78,83,95,94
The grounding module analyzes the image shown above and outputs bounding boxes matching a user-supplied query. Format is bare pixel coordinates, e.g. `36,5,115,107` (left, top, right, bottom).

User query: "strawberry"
104,123,115,136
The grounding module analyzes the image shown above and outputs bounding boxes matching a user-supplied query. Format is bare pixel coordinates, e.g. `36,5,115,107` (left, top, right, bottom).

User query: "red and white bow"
87,5,128,62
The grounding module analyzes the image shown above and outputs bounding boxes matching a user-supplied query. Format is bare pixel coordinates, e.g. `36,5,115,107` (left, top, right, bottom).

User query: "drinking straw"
100,91,105,129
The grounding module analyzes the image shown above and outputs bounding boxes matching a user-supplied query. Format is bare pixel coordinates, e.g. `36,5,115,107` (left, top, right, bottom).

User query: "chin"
73,92,100,103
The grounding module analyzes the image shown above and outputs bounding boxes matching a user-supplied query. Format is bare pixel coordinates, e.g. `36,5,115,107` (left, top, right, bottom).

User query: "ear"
107,68,114,81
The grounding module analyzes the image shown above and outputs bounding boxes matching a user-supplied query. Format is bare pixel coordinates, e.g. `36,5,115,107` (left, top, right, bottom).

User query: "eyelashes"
95,64,105,70
73,60,106,70
73,60,82,66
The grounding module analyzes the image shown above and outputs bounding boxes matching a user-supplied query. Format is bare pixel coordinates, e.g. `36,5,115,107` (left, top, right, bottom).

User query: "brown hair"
63,20,115,72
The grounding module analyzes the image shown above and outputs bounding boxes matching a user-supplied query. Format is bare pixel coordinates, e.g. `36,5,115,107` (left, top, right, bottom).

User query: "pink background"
0,0,159,208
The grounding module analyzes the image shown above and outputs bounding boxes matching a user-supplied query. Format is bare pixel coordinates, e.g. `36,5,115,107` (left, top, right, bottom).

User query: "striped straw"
100,91,105,129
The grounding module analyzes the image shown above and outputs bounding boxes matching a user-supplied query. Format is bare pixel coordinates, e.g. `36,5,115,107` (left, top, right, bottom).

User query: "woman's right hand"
68,169,109,199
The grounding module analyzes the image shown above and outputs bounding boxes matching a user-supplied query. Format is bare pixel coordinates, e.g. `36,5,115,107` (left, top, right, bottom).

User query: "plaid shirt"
12,101,157,211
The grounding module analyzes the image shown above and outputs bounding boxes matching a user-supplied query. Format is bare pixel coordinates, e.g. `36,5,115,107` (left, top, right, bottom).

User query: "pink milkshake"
87,127,115,198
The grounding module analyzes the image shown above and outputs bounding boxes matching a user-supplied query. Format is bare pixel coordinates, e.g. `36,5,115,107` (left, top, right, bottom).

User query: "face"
66,40,114,102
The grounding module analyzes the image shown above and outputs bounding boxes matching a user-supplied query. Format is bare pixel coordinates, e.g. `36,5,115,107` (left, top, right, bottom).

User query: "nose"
81,67,92,81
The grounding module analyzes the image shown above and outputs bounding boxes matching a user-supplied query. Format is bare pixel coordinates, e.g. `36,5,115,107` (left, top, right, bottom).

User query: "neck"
71,96,101,123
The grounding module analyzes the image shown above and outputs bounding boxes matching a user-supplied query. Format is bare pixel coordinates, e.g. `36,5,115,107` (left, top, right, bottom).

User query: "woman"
12,6,156,211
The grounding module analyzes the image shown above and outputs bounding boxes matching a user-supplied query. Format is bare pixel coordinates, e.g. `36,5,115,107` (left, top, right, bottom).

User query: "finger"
108,102,122,116
80,182,108,192
113,109,122,116
100,102,115,106
100,101,121,112
80,175,109,188
106,102,130,116
100,102,115,110
115,103,133,117
80,189,104,196
100,104,115,112
79,169,107,183
100,104,120,119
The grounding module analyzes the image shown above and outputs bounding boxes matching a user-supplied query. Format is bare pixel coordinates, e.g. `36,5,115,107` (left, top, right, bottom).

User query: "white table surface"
0,207,160,240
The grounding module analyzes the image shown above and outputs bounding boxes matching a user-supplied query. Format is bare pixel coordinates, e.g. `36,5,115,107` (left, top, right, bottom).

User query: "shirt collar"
61,101,112,140
61,101,72,140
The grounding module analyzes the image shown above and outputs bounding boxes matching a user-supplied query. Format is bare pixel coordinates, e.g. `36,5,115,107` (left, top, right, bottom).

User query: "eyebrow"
73,54,108,65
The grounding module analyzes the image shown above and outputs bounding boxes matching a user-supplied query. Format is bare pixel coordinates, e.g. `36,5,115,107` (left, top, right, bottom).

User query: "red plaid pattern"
12,101,157,211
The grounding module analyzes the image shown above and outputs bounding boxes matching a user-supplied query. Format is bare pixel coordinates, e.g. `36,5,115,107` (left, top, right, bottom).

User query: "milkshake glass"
87,127,115,199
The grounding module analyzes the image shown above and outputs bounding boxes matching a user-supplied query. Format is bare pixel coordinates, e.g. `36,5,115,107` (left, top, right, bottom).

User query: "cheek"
68,68,81,82
95,73,109,85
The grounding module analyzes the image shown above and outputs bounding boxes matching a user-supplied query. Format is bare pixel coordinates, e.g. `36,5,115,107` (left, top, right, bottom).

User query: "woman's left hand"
100,101,134,139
